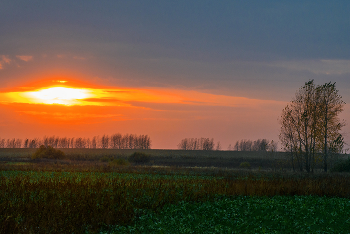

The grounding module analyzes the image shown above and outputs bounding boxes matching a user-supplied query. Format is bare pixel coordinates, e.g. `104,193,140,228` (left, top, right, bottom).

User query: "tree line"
177,138,219,150
229,139,277,152
0,133,151,149
279,80,345,172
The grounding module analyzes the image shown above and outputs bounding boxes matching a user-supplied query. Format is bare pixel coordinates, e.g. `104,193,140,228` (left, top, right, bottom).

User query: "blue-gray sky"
1,1,350,149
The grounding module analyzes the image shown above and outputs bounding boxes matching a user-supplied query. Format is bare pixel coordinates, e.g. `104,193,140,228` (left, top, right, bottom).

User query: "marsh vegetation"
1,148,350,233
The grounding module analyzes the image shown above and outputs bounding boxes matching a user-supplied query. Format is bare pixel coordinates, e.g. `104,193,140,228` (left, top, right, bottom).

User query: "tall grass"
1,166,350,233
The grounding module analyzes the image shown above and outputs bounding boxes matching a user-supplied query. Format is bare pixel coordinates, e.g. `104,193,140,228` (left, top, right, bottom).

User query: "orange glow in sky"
27,87,91,105
0,79,287,149
0,79,287,109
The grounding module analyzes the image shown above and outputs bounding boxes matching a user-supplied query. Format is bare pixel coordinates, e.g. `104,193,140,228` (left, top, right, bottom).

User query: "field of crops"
1,149,350,233
112,195,350,233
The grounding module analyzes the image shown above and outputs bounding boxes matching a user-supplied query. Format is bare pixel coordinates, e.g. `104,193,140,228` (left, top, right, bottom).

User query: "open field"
1,148,348,171
1,149,350,233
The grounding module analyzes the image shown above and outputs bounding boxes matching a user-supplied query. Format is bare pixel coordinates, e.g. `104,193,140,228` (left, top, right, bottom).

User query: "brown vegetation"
1,160,350,233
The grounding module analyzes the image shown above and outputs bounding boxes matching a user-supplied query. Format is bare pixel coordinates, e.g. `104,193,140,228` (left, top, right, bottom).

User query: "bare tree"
317,82,345,172
216,141,221,151
91,136,97,149
279,80,345,172
234,141,239,151
178,137,214,150
0,138,5,148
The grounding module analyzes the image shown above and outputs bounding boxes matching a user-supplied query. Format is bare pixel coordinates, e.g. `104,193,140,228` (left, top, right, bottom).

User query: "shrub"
128,152,151,164
331,158,350,172
239,162,251,169
108,158,130,166
31,145,65,160
100,156,111,162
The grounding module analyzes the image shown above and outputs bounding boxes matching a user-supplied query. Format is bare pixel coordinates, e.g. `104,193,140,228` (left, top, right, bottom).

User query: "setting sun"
26,87,91,105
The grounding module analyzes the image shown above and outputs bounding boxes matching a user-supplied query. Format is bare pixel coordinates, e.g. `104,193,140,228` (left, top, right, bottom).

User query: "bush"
128,152,151,164
100,156,111,162
108,158,130,166
31,145,65,160
331,158,350,172
239,162,251,169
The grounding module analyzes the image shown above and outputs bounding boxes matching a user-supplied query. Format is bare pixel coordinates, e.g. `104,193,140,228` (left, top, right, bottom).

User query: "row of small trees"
0,133,151,149
229,139,277,152
177,138,218,150
279,80,345,172
178,137,277,151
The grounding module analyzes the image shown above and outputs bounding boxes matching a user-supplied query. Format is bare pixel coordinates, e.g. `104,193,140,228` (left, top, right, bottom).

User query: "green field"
1,149,350,233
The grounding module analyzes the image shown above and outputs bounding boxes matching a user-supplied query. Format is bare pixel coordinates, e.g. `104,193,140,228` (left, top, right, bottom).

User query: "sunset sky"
1,1,350,149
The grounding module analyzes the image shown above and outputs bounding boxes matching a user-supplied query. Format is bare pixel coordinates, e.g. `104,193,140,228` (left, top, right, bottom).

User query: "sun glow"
27,87,91,105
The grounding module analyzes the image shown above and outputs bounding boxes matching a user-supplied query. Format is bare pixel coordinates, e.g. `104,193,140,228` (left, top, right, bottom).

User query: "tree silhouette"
279,80,345,172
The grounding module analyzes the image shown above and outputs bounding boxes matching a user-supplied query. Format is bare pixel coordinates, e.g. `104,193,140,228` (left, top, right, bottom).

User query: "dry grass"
1,149,350,233
1,161,350,233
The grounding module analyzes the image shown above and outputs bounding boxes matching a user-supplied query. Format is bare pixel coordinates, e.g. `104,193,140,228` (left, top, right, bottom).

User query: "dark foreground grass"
1,165,350,234
1,148,349,233
110,195,350,233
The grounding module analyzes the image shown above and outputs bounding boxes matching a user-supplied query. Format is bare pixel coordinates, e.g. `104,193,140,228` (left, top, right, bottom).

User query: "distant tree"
86,138,91,148
111,133,121,149
54,137,59,148
216,141,221,151
128,134,134,149
58,137,68,148
91,136,97,149
0,133,151,150
234,141,239,151
178,137,215,150
23,139,29,148
0,138,5,148
75,137,84,148
234,139,271,152
29,139,37,148
268,140,278,152
15,139,22,148
6,138,15,148
70,138,75,148
239,139,252,151
101,135,109,149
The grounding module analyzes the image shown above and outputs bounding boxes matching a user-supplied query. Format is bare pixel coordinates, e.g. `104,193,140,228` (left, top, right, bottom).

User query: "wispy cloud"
268,59,350,75
1,55,11,64
73,56,87,60
17,110,122,120
16,55,33,62
0,55,11,69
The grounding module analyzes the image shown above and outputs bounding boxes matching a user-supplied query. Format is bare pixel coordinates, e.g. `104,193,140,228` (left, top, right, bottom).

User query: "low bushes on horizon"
31,145,65,160
108,158,130,166
239,162,251,169
128,152,151,164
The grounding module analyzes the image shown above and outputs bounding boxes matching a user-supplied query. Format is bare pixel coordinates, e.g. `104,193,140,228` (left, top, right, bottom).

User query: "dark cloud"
1,1,349,61
1,1,349,102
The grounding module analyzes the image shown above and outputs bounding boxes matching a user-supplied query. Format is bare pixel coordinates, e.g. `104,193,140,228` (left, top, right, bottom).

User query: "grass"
1,149,350,233
1,148,348,170
110,195,350,233
1,166,350,233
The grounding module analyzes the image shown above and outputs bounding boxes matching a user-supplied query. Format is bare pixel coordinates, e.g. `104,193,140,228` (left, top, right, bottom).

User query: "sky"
0,1,350,149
